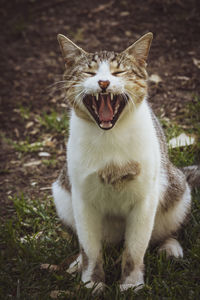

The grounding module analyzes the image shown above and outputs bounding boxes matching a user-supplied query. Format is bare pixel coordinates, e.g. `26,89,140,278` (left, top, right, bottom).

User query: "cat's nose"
98,80,110,91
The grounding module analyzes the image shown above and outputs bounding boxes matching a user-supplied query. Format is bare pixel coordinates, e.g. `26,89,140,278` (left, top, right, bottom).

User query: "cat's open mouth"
83,93,127,130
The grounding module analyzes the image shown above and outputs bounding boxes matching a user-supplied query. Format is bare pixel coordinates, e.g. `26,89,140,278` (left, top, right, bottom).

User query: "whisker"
125,88,138,100
47,80,67,87
72,89,86,110
123,90,136,111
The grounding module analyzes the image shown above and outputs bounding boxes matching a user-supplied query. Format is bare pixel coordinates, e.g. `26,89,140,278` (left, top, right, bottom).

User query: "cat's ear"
123,32,153,63
57,34,87,64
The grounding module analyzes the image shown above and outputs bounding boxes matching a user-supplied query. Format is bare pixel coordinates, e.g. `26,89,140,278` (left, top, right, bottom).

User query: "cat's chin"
83,93,127,130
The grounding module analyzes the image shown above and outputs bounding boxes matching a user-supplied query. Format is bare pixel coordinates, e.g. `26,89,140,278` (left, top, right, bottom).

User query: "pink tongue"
99,94,113,122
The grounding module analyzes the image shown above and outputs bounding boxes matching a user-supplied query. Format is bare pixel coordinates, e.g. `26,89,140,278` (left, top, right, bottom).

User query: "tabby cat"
52,32,200,292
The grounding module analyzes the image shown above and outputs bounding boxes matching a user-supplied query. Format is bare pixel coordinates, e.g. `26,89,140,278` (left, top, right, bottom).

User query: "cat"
52,32,200,293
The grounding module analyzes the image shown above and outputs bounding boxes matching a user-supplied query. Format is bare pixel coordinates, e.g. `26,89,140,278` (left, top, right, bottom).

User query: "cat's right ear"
57,34,87,65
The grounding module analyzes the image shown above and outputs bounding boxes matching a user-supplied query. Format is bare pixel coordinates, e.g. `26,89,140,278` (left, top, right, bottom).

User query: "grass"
1,99,200,299
0,132,44,155
37,111,69,134
12,139,44,154
1,190,200,299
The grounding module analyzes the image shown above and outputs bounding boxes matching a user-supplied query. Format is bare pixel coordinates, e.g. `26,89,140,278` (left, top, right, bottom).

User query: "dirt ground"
0,0,200,217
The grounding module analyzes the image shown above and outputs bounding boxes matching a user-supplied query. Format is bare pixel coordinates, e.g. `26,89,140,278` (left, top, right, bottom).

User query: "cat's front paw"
120,251,144,293
119,282,144,292
81,254,105,294
84,281,105,294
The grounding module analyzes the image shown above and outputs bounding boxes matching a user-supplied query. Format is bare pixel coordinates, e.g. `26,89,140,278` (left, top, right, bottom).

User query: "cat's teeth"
95,93,99,101
114,104,120,116
110,93,114,101
92,104,98,115
100,121,112,129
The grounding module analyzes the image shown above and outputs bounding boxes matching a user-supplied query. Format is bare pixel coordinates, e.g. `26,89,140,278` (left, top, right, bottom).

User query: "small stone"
192,57,200,69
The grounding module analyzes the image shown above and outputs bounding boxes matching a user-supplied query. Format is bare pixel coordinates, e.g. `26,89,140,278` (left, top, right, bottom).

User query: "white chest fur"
67,100,161,217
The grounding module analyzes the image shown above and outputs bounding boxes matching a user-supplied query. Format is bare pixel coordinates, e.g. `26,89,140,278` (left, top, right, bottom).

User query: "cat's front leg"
120,194,158,292
72,191,105,293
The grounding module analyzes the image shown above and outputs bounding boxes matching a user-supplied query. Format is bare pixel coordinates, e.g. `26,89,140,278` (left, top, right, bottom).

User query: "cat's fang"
92,104,98,116
110,93,113,101
114,104,120,116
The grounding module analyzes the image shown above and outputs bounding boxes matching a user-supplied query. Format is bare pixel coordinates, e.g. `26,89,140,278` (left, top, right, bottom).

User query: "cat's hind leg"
52,164,75,232
52,180,75,231
152,169,191,258
158,237,183,258
52,176,82,273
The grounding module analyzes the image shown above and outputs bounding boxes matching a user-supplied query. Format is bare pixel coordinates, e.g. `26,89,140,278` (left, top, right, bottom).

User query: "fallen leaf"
192,57,200,69
40,187,52,191
41,264,60,271
24,160,42,167
176,76,190,81
10,160,20,165
91,1,114,13
30,128,40,135
14,128,20,138
38,152,51,157
120,11,130,16
29,141,44,148
168,133,195,148
25,121,34,129
43,135,56,147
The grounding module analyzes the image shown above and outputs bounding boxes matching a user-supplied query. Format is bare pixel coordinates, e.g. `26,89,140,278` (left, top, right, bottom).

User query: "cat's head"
57,32,153,130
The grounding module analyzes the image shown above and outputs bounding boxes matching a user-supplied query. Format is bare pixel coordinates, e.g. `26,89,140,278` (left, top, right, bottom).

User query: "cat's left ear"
123,32,153,64
57,34,88,65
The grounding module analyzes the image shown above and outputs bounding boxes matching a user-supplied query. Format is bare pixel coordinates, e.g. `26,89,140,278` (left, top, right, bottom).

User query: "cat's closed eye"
112,71,126,76
84,71,96,76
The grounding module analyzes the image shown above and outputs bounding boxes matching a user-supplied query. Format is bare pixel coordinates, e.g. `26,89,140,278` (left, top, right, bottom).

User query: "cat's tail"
181,165,200,188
